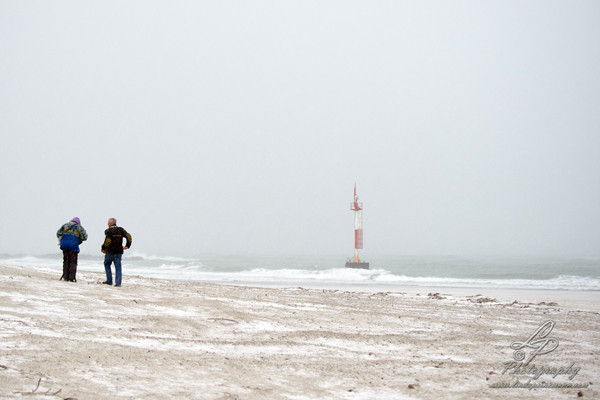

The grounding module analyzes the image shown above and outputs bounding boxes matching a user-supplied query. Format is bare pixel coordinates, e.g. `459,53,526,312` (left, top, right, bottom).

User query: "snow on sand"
0,264,598,399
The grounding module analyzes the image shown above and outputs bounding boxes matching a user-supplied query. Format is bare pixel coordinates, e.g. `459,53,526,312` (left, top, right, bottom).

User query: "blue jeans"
104,254,122,286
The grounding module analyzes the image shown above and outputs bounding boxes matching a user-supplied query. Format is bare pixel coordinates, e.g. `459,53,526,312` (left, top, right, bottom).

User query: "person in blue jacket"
56,217,88,282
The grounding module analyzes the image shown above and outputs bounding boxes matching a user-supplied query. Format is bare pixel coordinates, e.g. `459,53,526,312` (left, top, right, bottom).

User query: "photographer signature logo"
489,320,589,390
510,320,559,365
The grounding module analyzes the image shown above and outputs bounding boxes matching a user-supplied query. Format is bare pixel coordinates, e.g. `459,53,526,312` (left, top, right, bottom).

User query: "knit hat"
71,217,81,225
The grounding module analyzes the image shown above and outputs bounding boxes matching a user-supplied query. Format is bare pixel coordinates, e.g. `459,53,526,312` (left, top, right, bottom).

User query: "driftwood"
13,377,73,399
207,317,239,324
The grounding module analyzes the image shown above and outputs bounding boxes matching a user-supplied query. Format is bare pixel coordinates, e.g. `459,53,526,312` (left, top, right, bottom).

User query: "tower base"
345,261,370,270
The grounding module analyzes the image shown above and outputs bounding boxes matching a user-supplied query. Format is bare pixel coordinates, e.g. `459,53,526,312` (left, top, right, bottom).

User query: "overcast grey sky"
1,1,598,258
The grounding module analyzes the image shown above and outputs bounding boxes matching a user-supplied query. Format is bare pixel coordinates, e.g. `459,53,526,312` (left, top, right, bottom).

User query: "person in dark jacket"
56,217,88,282
101,218,132,287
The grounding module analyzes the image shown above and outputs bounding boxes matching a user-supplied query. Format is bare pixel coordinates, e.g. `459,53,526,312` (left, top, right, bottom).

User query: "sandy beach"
1,264,598,399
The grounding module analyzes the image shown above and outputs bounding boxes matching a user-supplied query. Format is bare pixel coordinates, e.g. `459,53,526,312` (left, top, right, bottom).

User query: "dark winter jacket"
57,221,88,253
101,226,132,255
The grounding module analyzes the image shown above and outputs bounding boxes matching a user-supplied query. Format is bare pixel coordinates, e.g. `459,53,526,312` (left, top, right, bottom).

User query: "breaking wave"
2,253,599,291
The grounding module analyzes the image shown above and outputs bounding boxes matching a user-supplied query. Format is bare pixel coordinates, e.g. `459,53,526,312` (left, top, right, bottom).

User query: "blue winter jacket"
57,221,88,253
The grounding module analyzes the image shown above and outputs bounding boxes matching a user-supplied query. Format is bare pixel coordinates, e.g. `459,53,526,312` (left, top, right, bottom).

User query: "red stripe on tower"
355,229,363,249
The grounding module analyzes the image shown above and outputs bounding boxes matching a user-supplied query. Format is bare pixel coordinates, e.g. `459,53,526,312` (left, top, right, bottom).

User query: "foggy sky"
1,1,599,258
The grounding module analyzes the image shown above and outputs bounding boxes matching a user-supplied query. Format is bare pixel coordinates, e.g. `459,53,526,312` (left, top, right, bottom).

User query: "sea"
1,253,599,291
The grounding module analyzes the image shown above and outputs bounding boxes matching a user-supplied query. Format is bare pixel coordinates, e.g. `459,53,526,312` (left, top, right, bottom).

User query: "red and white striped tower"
351,183,363,262
346,184,369,269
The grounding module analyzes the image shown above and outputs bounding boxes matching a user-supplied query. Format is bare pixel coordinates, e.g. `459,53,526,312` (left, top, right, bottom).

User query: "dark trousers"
62,249,78,281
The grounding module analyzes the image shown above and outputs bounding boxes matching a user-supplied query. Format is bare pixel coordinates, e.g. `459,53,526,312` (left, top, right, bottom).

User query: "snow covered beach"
1,263,598,399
